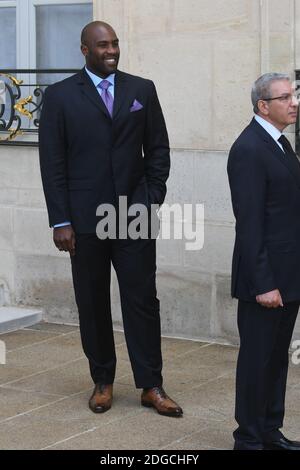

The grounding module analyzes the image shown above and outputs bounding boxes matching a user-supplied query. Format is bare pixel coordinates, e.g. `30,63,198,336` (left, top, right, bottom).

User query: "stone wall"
1,0,300,343
0,146,78,323
93,0,300,342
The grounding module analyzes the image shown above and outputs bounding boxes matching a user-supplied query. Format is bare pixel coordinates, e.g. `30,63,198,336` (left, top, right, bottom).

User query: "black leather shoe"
264,436,300,451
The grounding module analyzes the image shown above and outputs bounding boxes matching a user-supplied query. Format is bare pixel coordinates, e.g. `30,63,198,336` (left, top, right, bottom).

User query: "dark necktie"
278,135,300,174
278,135,297,156
98,80,114,117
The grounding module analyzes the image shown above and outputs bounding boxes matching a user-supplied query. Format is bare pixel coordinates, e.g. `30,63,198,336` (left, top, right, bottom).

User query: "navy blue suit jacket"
39,68,170,233
228,118,300,303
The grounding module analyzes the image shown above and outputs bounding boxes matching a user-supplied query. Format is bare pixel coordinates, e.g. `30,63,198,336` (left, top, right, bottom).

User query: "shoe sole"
141,401,183,417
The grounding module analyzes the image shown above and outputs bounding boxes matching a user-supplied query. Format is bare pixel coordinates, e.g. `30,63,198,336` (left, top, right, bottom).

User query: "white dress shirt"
254,114,284,152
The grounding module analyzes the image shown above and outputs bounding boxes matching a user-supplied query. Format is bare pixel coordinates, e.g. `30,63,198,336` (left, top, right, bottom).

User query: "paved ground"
0,322,300,450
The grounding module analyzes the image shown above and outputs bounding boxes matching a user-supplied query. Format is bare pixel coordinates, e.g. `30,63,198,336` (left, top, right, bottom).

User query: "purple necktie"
99,79,114,117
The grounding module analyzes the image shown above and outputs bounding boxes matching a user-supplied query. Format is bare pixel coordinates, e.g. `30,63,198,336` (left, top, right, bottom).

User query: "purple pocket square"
130,99,143,112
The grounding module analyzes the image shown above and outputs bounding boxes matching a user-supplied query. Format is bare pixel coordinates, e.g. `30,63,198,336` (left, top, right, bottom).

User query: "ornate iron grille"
0,69,79,146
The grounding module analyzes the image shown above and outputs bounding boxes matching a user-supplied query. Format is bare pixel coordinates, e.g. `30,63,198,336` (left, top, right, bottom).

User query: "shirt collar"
254,114,282,142
85,66,115,88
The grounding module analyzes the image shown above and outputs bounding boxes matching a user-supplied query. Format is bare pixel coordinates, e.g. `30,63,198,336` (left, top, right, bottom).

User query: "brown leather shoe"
88,383,113,413
141,386,183,417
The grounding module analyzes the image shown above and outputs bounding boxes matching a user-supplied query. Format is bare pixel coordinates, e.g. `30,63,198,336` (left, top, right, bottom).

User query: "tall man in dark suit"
228,73,300,450
39,21,182,417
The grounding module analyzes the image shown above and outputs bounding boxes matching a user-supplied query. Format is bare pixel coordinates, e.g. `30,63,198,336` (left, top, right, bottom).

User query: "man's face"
81,26,120,78
259,80,299,131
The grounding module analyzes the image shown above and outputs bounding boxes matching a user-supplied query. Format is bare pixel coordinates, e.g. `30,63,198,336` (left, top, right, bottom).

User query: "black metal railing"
0,69,79,146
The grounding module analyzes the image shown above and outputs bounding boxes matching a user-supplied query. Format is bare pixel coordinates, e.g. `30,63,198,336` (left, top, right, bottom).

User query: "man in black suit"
39,21,182,417
228,73,300,450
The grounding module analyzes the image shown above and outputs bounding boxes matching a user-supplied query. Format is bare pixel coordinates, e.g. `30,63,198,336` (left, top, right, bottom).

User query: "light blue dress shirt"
53,67,116,228
84,66,115,98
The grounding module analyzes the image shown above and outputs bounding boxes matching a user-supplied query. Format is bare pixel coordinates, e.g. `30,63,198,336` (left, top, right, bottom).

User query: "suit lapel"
267,136,300,188
251,118,300,189
76,68,111,119
113,71,131,119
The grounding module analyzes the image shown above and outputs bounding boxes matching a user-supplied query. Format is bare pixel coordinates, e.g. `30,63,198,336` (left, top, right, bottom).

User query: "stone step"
0,307,43,333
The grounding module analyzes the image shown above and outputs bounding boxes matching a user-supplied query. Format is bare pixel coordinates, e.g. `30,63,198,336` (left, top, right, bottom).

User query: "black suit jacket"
227,118,300,303
39,68,170,233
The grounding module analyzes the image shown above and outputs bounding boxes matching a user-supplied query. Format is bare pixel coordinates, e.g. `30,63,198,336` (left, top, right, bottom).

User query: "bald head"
81,21,116,47
80,21,120,78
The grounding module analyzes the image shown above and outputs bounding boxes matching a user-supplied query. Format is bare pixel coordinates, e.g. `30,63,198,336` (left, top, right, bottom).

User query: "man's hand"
256,289,283,308
53,225,76,257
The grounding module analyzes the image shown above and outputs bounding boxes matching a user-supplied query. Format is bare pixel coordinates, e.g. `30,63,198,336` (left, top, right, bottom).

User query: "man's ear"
81,44,88,57
257,99,269,117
